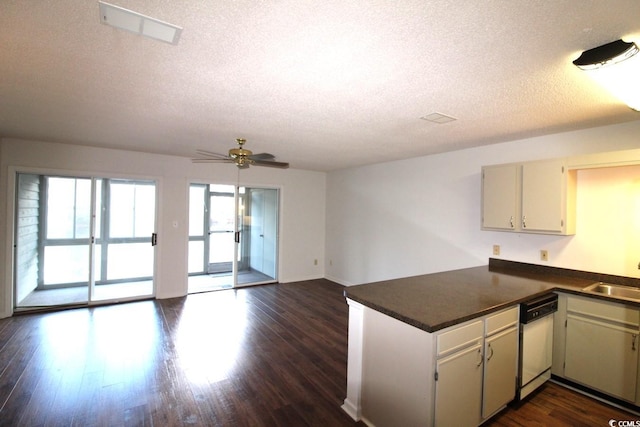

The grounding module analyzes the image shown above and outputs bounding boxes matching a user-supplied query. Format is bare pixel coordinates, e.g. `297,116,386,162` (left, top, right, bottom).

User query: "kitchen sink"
582,282,640,301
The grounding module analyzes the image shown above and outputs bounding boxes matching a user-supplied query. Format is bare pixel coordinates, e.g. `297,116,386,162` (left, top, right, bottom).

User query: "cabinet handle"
486,343,494,361
633,334,637,351
522,216,527,228
476,348,483,367
509,216,514,228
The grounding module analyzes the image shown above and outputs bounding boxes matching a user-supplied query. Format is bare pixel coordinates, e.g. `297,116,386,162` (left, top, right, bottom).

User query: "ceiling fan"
192,138,289,169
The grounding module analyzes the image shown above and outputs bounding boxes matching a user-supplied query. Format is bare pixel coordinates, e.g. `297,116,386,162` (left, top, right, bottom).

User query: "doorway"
188,183,279,293
13,173,157,310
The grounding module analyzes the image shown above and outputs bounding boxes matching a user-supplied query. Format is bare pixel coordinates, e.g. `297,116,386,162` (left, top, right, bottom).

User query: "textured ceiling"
1,1,639,171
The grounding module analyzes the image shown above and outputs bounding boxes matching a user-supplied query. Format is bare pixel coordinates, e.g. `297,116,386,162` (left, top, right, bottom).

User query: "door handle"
486,343,494,361
151,233,158,246
476,348,483,367
235,231,240,243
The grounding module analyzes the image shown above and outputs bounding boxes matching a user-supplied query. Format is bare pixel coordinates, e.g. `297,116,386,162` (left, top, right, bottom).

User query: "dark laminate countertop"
343,259,640,333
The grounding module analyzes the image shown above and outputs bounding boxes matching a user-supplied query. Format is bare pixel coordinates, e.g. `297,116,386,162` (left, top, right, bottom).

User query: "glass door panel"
15,174,91,308
188,184,206,274
208,187,235,274
188,184,235,293
92,179,156,302
236,187,279,287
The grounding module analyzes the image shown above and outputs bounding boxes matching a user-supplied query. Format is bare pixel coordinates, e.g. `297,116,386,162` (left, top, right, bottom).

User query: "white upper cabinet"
482,159,576,235
481,164,518,230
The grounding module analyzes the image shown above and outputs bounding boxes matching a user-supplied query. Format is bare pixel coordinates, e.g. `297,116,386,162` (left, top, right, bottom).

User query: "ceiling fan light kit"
228,138,252,167
192,138,289,169
573,39,640,112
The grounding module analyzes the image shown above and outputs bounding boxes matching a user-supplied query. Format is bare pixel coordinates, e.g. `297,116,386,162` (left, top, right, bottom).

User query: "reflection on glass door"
187,183,279,293
14,173,156,310
236,187,279,287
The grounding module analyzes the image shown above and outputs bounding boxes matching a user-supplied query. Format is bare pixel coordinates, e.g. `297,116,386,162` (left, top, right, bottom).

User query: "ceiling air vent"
420,112,457,124
99,1,182,45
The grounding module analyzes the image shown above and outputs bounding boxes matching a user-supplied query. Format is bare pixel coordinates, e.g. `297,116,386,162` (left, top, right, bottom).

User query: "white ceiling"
1,1,639,171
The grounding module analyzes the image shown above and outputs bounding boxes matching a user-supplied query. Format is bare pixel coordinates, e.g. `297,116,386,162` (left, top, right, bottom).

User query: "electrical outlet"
540,250,549,261
493,245,500,256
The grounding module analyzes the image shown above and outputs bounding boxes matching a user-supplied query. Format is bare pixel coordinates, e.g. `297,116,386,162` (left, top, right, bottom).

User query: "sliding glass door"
14,173,156,310
188,183,279,293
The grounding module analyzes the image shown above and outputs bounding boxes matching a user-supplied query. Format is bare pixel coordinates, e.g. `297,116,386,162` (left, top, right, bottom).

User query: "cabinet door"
435,343,483,426
521,160,564,232
482,326,518,419
482,164,518,230
565,315,639,402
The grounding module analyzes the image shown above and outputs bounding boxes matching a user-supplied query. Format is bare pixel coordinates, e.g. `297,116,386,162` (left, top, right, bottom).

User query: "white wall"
0,138,326,318
325,120,640,286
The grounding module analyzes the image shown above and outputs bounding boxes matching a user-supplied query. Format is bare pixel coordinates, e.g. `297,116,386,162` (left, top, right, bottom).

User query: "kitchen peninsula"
341,259,640,426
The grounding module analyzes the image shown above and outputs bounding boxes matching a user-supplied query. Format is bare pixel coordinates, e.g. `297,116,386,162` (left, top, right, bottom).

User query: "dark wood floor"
486,381,637,426
0,279,636,426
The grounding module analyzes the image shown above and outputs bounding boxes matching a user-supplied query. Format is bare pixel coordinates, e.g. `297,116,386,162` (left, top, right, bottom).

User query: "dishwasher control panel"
520,293,558,324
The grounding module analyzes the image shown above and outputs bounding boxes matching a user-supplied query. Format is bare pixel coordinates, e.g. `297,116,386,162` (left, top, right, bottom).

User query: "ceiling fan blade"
195,149,229,159
191,158,234,163
248,152,275,161
252,159,290,169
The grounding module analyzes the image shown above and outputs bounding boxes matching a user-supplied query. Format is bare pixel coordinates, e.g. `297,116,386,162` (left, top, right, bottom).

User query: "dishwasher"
516,292,558,401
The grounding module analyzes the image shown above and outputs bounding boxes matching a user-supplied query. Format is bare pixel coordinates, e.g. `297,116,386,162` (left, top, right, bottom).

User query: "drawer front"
485,306,519,337
567,295,639,327
437,320,483,358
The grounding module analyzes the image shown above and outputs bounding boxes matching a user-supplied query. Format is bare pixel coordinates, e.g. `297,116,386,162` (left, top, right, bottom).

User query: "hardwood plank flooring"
0,280,362,426
0,279,637,426
486,381,638,426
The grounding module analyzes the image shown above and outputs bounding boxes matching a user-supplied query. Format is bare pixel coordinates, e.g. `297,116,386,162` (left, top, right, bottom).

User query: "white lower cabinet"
435,321,484,426
482,325,518,418
562,295,640,403
349,304,518,427
435,307,518,426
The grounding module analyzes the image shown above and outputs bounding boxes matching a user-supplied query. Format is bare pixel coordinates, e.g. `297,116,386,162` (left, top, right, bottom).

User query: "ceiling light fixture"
573,39,640,111
98,1,182,45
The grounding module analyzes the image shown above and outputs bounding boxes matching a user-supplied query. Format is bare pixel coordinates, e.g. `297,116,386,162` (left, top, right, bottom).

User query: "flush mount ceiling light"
98,1,182,45
573,39,640,111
